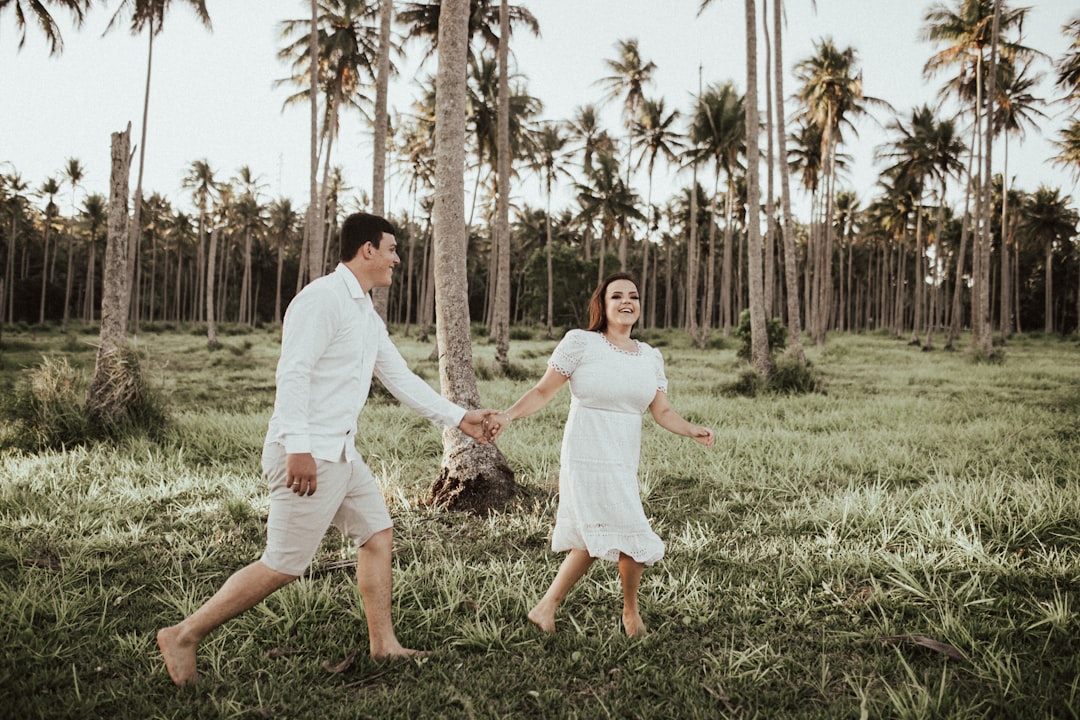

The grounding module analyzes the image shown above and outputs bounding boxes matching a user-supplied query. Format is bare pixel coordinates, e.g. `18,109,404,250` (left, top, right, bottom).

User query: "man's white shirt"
265,263,465,461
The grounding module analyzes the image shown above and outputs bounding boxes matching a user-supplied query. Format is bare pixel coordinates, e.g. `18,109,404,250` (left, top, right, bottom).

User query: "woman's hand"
690,425,715,449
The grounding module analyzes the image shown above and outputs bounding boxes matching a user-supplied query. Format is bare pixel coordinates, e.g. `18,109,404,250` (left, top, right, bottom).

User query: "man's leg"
617,553,646,637
528,549,595,633
355,527,423,658
157,561,296,686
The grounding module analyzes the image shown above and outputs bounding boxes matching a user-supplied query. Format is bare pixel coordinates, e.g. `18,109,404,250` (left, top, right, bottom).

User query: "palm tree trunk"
95,127,131,363
492,0,511,366
772,0,804,362
370,0,393,320
305,0,322,284
39,210,52,325
427,0,514,514
744,0,771,376
206,227,219,347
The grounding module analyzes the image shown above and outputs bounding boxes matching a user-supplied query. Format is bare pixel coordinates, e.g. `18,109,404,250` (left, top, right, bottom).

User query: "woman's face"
604,279,640,330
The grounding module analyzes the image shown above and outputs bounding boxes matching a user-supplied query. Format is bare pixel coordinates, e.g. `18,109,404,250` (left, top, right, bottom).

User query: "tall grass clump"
1,347,168,451
2,355,90,449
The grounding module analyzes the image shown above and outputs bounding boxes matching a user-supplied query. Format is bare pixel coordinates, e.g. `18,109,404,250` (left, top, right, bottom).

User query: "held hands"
459,409,504,444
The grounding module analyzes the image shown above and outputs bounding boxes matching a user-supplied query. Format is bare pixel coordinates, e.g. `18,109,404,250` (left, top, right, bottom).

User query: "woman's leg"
618,553,647,637
528,549,595,633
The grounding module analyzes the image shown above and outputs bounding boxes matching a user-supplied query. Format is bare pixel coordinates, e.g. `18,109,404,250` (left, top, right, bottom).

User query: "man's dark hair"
340,212,395,261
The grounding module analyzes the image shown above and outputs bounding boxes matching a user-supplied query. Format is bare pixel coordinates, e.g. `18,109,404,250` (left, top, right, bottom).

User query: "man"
158,212,496,686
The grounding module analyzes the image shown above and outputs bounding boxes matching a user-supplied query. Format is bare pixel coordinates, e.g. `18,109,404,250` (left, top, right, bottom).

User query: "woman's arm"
648,390,715,448
491,366,569,433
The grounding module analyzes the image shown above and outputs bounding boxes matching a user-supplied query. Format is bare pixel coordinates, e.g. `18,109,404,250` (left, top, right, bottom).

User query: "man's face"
368,232,400,288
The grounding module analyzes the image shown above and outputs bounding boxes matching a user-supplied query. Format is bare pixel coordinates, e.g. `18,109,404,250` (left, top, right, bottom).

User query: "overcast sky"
3,0,1077,222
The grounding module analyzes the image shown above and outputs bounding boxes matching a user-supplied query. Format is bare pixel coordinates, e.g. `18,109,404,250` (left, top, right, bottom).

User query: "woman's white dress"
547,329,668,565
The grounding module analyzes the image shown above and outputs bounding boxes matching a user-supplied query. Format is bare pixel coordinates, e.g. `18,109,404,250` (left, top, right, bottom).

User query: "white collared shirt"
265,263,466,460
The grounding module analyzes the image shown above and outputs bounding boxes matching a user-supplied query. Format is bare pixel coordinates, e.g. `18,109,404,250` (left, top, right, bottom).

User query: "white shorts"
259,443,393,576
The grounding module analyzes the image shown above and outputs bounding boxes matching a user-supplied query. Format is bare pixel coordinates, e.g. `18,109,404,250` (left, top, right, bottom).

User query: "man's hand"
286,452,318,495
459,409,501,444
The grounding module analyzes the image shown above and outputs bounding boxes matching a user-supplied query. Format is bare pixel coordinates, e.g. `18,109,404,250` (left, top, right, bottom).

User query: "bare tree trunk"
762,0,775,319
370,0,393,320
773,0,804,363
426,0,514,514
745,0,771,376
492,0,511,366
87,126,134,424
305,0,323,284
206,227,219,347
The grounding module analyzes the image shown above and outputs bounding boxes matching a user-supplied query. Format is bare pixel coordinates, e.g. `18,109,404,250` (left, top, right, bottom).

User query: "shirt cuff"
283,435,312,455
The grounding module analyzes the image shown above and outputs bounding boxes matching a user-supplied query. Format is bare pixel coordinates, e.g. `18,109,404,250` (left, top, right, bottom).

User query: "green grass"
1,326,1078,718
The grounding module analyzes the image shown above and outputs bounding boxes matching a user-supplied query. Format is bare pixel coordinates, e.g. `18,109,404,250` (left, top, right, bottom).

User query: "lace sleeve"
653,346,669,394
548,329,588,377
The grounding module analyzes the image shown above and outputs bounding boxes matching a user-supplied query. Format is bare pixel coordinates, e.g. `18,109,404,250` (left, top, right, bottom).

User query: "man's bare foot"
157,626,199,686
371,643,430,661
622,613,647,638
527,605,556,633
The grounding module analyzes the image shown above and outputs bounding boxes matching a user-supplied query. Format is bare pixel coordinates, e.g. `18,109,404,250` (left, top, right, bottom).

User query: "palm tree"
878,105,965,346
632,96,682,327
597,38,656,269
1018,186,1078,334
993,58,1045,340
232,167,267,326
922,0,1034,352
742,0,771,376
267,198,298,324
1,0,90,55
688,81,744,343
771,0,806,363
79,192,106,324
426,0,514,515
181,159,217,322
576,150,642,285
1056,14,1080,107
59,156,83,331
795,37,883,344
38,176,61,325
370,0,394,318
107,0,212,320
2,171,31,324
279,0,380,287
527,122,573,339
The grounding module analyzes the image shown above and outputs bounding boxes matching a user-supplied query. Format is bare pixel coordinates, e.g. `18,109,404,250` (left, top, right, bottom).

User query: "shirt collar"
335,262,370,301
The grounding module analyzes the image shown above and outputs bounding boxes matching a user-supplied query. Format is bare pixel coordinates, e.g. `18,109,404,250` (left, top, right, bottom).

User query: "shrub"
509,326,535,341
733,309,787,360
3,355,90,450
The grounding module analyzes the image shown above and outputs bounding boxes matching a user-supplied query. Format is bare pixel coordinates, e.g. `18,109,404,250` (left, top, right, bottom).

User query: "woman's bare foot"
527,604,556,633
157,626,199,686
622,612,647,638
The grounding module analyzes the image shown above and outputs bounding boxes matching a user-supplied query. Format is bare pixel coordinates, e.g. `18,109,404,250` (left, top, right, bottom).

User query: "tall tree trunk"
762,0,775,319
128,28,153,330
909,204,924,344
976,0,1001,355
87,126,133,424
745,0,771,376
206,226,219,347
545,180,554,339
773,0,804,363
370,0,393,319
426,0,514,515
38,208,52,325
492,0,511,366
305,0,323,284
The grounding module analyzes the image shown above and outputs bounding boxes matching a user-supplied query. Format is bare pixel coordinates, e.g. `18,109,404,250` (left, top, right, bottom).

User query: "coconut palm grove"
2,1,1080,718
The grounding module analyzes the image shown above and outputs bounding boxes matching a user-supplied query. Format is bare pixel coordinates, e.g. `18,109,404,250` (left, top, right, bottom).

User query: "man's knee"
360,526,393,553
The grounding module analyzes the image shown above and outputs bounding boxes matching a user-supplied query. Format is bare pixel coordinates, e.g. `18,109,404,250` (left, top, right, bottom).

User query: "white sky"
2,0,1077,222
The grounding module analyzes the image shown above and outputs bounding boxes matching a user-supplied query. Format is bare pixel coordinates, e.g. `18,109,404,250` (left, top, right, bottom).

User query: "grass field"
1,324,1078,719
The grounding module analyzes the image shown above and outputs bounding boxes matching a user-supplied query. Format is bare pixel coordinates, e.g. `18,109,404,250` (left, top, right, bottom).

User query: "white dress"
547,329,668,565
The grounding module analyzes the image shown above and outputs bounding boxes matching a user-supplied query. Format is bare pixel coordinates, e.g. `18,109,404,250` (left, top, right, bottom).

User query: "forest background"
2,0,1080,341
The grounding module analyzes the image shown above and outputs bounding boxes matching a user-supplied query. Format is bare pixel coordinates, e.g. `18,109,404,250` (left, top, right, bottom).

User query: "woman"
493,272,714,637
